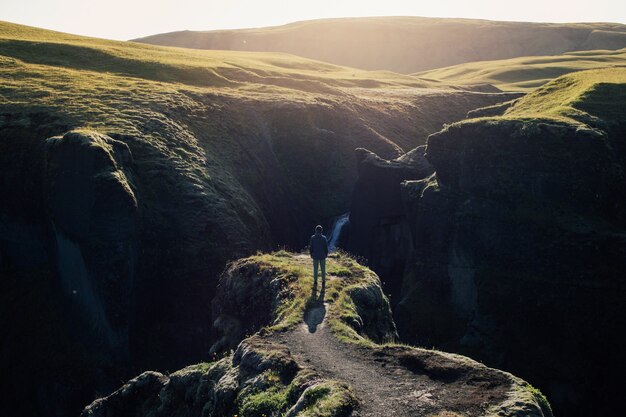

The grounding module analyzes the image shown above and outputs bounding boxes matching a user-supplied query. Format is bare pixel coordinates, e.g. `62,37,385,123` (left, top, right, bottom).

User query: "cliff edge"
83,252,551,417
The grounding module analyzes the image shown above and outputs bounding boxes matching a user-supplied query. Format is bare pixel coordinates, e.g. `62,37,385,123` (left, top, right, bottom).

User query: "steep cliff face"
399,121,626,406
45,131,138,361
346,68,626,417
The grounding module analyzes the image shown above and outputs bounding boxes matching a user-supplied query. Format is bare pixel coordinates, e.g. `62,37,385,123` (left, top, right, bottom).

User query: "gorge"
1,16,626,417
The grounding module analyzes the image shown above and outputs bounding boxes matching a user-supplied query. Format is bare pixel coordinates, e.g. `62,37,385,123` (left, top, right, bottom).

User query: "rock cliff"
345,68,626,417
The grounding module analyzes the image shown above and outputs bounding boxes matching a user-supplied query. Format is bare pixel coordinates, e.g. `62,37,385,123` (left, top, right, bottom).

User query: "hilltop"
416,47,626,91
83,251,551,417
134,16,626,73
0,21,512,417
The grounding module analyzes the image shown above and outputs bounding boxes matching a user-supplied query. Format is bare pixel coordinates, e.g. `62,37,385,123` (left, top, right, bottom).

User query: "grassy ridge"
506,67,626,121
0,20,436,92
501,67,626,124
416,48,626,91
133,16,626,74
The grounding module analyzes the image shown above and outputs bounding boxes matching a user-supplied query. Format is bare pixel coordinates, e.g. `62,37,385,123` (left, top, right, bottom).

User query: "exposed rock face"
82,336,355,417
342,69,626,417
346,146,433,295
394,119,626,417
209,259,292,354
44,131,138,361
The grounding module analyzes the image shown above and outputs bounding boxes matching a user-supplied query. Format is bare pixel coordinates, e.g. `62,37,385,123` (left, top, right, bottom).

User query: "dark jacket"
309,233,328,260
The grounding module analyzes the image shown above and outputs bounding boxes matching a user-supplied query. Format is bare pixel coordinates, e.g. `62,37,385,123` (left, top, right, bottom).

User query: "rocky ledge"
83,252,551,417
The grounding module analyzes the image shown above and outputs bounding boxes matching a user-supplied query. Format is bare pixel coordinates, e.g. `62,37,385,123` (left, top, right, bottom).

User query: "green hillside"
416,48,626,91
134,16,626,73
0,19,509,230
0,20,438,93
503,67,626,123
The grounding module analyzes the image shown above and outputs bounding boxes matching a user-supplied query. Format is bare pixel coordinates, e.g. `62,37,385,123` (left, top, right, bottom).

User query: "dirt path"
263,255,512,417
276,304,429,416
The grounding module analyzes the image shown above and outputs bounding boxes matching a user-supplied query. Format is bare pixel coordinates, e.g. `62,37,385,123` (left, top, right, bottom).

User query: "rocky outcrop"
210,253,398,353
82,336,356,417
83,251,552,417
344,68,626,416
81,252,394,417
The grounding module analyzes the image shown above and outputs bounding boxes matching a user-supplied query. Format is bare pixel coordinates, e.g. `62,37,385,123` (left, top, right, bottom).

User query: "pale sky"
3,0,626,40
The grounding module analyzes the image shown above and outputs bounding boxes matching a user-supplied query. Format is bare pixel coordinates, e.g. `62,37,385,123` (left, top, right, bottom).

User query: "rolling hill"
134,16,626,73
0,20,513,417
416,47,626,91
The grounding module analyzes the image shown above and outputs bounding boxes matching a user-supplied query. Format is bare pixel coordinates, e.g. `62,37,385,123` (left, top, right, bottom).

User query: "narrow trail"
271,274,503,417
265,255,511,417
276,301,429,416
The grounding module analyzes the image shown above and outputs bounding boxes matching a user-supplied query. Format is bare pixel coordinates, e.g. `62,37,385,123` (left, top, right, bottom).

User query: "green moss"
240,386,288,417
504,67,626,125
295,381,356,417
235,367,355,417
416,49,626,92
527,384,553,417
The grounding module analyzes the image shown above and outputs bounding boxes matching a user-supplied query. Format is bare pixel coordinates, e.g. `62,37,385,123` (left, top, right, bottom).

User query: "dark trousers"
313,258,326,290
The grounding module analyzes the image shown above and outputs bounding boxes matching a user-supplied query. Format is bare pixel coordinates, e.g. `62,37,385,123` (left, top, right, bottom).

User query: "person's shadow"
304,289,326,333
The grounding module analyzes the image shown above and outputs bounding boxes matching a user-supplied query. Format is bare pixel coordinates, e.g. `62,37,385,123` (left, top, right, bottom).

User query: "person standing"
309,225,329,293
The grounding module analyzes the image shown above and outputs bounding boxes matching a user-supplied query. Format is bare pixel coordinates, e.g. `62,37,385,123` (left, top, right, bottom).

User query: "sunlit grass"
440,67,626,129
243,250,387,349
504,67,626,124
416,48,626,91
0,20,440,93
